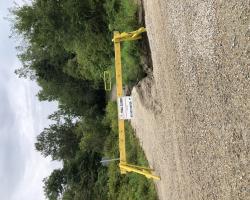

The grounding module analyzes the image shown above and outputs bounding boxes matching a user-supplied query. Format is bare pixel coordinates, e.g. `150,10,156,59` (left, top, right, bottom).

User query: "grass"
103,102,158,200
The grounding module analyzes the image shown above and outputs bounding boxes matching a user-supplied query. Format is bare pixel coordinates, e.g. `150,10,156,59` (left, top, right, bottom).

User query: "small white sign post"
118,96,133,120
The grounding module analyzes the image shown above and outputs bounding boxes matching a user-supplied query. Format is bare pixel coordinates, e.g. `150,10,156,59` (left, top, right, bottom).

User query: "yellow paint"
114,32,127,172
112,27,146,42
113,28,160,180
120,163,160,180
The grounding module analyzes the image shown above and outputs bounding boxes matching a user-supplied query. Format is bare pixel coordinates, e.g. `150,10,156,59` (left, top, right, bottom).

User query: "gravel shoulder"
131,1,249,199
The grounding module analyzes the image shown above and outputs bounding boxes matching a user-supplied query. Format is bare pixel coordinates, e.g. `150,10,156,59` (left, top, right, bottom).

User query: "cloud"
0,1,61,200
0,85,27,199
0,60,60,200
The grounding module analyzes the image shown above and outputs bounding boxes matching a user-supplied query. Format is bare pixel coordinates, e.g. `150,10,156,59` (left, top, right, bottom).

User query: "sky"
0,1,62,199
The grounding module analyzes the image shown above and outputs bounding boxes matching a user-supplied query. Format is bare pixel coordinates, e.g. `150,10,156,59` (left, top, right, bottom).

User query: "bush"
105,0,145,87
103,102,158,200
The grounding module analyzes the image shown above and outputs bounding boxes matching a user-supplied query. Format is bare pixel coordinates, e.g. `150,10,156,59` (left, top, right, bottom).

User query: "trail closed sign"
118,96,133,120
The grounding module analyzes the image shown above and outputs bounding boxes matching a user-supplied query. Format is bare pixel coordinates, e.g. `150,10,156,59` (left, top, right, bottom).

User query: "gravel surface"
131,1,249,199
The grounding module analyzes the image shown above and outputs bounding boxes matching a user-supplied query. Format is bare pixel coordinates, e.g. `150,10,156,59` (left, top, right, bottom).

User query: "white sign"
118,96,133,119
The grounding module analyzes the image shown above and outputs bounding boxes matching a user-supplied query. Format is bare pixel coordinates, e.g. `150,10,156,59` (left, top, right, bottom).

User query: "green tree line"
12,0,157,199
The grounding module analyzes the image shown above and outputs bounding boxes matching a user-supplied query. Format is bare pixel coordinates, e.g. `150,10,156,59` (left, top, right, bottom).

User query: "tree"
35,123,80,160
43,169,66,200
63,150,104,200
12,0,112,83
79,117,108,153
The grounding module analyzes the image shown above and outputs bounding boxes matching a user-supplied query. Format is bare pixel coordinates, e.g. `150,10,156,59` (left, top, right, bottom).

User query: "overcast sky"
0,1,61,200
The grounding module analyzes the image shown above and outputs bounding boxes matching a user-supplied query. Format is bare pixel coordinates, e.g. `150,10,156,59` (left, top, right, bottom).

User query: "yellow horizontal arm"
120,163,160,180
112,27,146,42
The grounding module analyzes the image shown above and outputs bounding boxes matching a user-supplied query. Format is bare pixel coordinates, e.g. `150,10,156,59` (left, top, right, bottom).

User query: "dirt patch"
131,1,249,199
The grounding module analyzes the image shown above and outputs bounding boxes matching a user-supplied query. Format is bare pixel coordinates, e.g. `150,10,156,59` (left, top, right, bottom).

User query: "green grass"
103,102,158,200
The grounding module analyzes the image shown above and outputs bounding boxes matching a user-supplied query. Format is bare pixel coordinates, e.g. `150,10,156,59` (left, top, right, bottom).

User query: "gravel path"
131,1,249,199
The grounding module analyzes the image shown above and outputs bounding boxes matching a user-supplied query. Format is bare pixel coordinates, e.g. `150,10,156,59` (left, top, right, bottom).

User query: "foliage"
105,0,145,87
43,169,66,200
78,116,108,153
105,0,138,31
103,102,158,200
12,0,157,199
35,122,80,161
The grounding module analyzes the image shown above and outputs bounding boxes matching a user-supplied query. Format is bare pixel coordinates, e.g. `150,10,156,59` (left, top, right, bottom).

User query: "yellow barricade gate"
113,27,160,180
